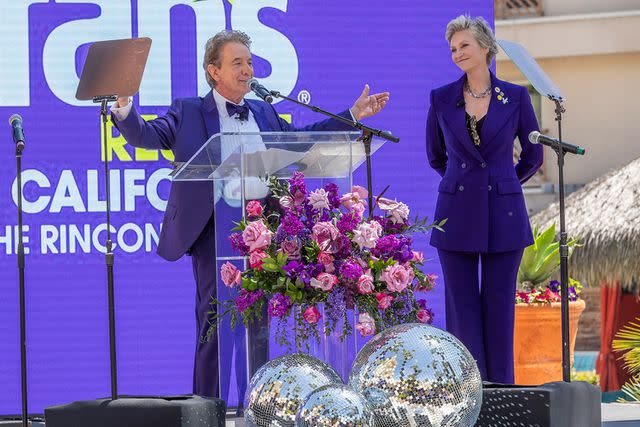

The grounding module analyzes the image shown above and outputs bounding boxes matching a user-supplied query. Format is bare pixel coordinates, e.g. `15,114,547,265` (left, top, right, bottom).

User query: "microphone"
456,99,465,108
528,131,585,155
9,114,25,151
248,78,273,104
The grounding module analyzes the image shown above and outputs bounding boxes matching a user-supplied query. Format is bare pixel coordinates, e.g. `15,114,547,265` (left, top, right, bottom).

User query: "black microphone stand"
269,91,398,219
549,95,571,382
94,95,119,399
13,128,29,427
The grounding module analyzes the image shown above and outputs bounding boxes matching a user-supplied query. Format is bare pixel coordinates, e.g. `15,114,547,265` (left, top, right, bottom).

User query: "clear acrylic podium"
172,131,385,408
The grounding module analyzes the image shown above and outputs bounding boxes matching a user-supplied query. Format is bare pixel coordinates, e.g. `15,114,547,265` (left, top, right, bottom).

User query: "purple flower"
416,299,428,310
324,183,341,209
268,294,291,318
569,286,578,302
337,211,361,234
288,172,307,205
283,261,304,278
326,286,346,322
394,292,413,317
335,235,352,259
279,236,301,260
229,232,249,254
374,235,400,255
235,289,264,312
340,259,363,281
548,280,560,293
274,225,286,244
282,212,305,236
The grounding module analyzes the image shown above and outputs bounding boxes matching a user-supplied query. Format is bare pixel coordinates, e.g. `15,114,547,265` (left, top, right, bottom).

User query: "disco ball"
348,323,482,427
244,353,343,427
296,384,375,427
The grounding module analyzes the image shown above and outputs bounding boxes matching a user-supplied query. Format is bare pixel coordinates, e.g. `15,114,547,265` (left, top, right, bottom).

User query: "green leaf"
261,263,280,273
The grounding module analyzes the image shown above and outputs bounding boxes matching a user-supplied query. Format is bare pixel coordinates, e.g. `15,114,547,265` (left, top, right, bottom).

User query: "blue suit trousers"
437,248,523,384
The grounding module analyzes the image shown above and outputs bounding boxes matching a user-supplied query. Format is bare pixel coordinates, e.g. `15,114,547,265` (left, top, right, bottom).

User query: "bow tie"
226,101,249,121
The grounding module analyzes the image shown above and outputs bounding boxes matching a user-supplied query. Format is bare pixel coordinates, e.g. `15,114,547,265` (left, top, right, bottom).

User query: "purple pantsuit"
113,91,353,396
426,73,543,383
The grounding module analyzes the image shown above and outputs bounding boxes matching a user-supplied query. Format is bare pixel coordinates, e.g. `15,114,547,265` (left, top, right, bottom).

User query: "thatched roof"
530,157,640,289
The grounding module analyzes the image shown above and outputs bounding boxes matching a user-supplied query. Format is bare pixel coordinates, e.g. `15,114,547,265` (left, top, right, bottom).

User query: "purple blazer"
426,73,543,253
113,91,354,261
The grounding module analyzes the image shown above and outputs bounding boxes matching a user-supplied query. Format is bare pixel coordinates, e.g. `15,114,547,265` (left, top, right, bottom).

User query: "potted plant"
513,224,586,384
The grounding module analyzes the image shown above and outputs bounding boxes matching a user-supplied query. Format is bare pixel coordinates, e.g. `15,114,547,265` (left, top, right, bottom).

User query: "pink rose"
355,312,376,337
278,237,301,260
245,200,263,217
220,262,242,287
352,221,383,250
380,264,414,293
412,251,425,263
417,309,433,324
303,306,321,324
376,293,394,310
415,273,437,292
340,185,368,210
242,220,274,252
378,197,410,224
279,196,294,210
312,222,341,254
249,250,268,269
308,188,330,211
310,272,338,292
357,272,375,294
317,252,335,273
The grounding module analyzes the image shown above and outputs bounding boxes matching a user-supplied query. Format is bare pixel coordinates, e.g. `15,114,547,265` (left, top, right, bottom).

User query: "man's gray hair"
445,15,498,66
202,30,252,88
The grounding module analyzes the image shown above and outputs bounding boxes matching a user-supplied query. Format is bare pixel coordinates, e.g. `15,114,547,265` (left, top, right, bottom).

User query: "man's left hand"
350,84,390,120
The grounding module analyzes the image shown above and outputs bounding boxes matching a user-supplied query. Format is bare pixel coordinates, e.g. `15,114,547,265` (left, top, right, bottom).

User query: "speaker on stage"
44,395,226,427
476,381,601,427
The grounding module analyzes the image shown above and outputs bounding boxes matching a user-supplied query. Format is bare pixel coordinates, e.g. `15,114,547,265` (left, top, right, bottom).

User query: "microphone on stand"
529,131,585,155
9,114,25,151
248,78,273,103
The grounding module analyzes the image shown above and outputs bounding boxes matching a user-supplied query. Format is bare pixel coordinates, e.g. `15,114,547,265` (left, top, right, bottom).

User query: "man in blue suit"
111,30,389,397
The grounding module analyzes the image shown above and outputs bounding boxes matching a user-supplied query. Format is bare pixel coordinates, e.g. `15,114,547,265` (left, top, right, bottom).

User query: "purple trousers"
437,248,523,384
189,213,219,397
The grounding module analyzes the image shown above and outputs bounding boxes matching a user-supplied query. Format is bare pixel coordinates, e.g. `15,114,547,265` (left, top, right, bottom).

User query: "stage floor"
1,403,638,426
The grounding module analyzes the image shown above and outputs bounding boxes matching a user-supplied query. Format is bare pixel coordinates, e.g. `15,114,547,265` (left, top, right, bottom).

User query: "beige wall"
498,52,640,185
543,0,640,16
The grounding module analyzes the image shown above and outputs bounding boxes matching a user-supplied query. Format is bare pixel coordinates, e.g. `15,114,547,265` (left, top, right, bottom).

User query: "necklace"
465,82,491,99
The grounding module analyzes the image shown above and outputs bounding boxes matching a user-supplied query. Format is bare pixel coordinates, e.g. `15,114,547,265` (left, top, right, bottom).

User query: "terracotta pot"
513,300,586,385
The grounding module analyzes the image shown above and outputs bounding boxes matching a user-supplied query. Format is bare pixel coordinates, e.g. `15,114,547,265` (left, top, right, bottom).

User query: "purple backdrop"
0,0,492,414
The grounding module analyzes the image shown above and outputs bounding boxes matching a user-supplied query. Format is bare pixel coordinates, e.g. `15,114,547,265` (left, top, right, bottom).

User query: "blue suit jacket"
114,91,354,261
426,73,543,253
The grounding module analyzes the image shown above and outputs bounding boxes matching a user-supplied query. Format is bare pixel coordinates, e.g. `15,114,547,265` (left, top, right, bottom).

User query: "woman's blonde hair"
445,15,498,66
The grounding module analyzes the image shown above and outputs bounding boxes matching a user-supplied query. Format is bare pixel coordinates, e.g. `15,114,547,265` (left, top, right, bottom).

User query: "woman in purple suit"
426,15,543,383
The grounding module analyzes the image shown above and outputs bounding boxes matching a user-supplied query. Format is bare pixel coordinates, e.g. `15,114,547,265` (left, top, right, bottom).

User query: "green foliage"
570,369,599,386
517,224,579,291
613,318,640,402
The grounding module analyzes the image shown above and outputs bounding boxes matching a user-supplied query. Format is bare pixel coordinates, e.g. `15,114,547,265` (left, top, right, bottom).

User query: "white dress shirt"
111,90,269,206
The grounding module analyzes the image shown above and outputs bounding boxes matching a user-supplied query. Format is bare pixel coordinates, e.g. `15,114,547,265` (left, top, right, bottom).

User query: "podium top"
172,131,385,181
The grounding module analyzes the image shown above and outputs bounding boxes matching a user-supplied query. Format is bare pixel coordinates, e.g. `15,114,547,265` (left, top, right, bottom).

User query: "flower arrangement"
515,278,583,304
214,172,442,348
516,223,583,304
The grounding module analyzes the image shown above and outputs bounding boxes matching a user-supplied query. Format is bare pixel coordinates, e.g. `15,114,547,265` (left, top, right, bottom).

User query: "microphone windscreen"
528,131,541,144
9,114,22,126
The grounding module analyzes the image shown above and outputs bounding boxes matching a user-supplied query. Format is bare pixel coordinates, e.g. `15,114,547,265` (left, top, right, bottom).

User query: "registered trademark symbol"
297,90,311,104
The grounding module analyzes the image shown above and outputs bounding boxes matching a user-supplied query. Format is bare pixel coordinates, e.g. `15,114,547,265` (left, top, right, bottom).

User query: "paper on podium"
297,142,368,178
211,147,307,179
